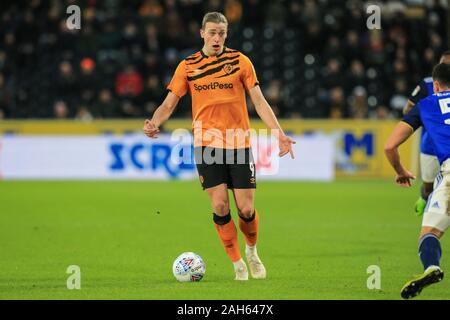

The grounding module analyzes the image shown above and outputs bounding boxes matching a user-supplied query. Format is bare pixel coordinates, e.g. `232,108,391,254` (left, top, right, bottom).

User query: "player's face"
200,22,227,56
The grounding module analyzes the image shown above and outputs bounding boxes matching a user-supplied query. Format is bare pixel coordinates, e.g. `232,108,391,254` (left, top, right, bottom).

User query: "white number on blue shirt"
438,98,450,125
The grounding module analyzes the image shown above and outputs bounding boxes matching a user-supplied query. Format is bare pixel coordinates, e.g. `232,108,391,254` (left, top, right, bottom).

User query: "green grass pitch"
0,180,448,300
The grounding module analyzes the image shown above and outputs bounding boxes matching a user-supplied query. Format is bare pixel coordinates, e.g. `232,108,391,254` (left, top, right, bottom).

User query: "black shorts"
194,147,256,190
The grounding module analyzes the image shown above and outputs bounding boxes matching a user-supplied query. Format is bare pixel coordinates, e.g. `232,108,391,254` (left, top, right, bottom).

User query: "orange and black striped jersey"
167,47,259,149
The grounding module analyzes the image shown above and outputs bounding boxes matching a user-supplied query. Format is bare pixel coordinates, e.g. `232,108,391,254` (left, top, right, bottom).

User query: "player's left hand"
278,134,296,159
395,170,416,187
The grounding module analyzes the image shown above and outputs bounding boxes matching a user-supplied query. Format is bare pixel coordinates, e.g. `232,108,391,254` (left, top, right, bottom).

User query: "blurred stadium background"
0,0,448,119
1,0,450,300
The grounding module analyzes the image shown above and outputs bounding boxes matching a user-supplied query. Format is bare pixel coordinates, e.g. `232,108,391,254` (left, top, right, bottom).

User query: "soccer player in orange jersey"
143,12,295,280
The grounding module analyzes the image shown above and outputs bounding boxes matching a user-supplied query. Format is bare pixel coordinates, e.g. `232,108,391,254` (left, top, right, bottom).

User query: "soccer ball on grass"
172,252,206,282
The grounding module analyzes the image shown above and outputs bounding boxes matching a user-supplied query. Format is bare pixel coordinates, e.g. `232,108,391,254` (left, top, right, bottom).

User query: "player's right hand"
278,134,296,159
143,119,160,139
395,170,416,187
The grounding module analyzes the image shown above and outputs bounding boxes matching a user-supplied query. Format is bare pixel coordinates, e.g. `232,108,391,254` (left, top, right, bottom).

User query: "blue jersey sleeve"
402,103,422,131
409,80,429,104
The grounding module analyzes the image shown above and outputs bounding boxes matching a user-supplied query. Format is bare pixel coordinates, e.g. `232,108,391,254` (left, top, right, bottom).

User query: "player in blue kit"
403,52,450,215
385,62,450,299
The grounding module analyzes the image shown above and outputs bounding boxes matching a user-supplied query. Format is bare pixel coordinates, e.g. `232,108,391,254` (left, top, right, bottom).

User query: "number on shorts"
249,162,255,177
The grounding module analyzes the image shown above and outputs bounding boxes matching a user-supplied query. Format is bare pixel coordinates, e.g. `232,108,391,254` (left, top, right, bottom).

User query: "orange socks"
238,210,259,247
213,213,241,262
213,211,260,263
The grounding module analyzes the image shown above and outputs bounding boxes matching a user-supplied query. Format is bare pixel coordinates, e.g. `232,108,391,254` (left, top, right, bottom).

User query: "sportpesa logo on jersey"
194,82,234,92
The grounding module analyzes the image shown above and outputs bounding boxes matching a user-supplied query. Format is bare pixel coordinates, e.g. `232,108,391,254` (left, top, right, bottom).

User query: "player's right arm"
384,104,421,187
143,60,188,139
143,92,180,139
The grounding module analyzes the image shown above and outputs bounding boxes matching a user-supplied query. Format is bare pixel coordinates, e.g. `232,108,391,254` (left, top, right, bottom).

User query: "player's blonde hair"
201,12,228,30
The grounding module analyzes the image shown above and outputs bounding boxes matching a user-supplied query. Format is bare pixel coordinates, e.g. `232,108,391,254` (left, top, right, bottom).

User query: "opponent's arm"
384,122,417,187
404,81,427,115
248,85,295,158
143,91,180,139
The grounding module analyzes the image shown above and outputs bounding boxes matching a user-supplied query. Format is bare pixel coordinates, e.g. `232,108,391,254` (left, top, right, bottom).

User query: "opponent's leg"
416,153,440,216
419,227,443,270
415,183,433,216
401,227,444,299
401,172,449,299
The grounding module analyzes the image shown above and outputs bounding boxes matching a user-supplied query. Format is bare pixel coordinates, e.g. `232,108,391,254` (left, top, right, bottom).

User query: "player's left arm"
248,85,296,159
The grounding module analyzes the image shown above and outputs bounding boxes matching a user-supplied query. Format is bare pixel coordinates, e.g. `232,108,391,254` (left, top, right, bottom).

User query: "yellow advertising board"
0,119,419,178
276,120,419,179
